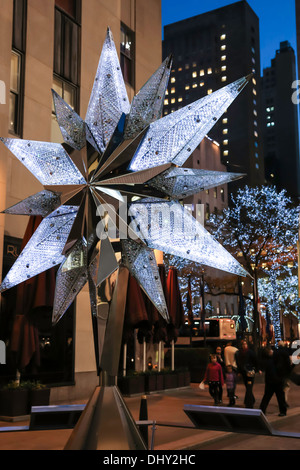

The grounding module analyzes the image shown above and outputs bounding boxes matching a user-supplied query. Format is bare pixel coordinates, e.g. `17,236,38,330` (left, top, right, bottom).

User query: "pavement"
0,378,300,451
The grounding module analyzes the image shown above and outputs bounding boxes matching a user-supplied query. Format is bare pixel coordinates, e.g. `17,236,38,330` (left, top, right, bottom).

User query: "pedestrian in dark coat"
235,339,259,408
259,347,287,416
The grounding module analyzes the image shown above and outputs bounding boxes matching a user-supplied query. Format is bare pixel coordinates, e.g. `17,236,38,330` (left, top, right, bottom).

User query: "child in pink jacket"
203,354,224,405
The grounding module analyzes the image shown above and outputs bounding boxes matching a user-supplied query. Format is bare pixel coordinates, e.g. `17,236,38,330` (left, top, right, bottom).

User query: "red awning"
10,216,56,371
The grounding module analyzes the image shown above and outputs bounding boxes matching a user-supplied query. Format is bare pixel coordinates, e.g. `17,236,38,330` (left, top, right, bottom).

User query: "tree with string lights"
208,185,300,345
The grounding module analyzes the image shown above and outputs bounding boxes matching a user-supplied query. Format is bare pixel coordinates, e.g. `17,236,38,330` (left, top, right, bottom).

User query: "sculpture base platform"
64,383,147,450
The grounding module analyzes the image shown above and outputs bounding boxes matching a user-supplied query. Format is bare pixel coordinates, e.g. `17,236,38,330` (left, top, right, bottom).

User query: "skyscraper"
261,41,300,199
163,0,265,190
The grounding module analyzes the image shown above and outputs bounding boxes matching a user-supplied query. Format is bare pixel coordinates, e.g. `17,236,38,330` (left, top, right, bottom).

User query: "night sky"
161,0,297,75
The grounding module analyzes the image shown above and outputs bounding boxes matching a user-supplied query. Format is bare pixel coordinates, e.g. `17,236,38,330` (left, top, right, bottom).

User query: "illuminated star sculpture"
0,27,249,353
0,27,251,450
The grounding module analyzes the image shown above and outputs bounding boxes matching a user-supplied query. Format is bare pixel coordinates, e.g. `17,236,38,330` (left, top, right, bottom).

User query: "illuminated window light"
200,69,205,76
223,139,228,145
207,89,213,94
164,99,168,105
223,128,228,134
178,67,182,71
254,130,258,137
185,64,190,69
171,77,176,83
165,90,169,95
253,88,257,95
222,118,228,124
220,34,226,40
253,109,257,116
207,68,212,74
192,62,197,67
192,71,197,78
171,87,175,94
178,97,183,102
200,82,204,87
221,76,227,82
221,65,227,71
252,77,256,85
192,83,197,88
185,85,190,90
171,98,175,104
221,45,226,51
223,150,229,156
221,55,226,61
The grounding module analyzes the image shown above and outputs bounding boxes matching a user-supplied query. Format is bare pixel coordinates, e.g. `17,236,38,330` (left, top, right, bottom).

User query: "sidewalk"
0,380,299,450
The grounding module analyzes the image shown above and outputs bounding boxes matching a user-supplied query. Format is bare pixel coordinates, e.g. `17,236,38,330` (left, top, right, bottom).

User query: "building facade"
261,41,300,199
162,0,265,191
0,0,162,400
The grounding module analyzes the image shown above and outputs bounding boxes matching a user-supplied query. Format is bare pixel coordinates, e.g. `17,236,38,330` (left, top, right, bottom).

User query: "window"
51,76,77,142
54,1,81,85
9,51,22,134
207,68,212,74
171,87,175,94
185,85,190,90
221,65,227,71
220,34,226,40
120,23,135,87
200,82,204,87
178,97,183,102
9,0,27,136
205,203,210,220
221,55,226,61
192,83,197,88
171,77,176,83
223,139,228,145
164,99,168,105
192,71,197,78
223,150,229,156
200,69,205,76
221,76,227,82
220,45,226,51
223,128,228,134
171,98,175,104
207,89,212,95
55,0,80,18
222,118,228,124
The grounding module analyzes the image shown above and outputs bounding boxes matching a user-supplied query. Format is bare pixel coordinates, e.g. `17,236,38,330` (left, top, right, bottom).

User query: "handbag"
246,369,255,377
199,381,205,390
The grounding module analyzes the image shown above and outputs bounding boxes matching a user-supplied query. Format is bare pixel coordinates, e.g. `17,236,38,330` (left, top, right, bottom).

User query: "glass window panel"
10,52,20,93
9,92,17,133
63,82,75,109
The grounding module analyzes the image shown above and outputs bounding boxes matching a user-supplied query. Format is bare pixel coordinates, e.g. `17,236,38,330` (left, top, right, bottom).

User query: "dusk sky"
161,0,297,75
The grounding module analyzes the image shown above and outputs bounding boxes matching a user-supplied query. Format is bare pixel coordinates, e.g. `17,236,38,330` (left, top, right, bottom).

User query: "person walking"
216,345,226,403
274,341,293,408
259,347,287,416
235,339,259,408
224,341,238,370
203,354,224,405
225,364,237,406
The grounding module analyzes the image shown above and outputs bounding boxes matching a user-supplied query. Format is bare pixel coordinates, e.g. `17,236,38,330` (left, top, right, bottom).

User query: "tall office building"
163,0,265,190
261,41,300,199
0,0,162,400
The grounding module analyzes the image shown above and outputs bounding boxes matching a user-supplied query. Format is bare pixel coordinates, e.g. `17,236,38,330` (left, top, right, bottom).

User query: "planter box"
163,373,178,390
184,370,191,386
177,372,186,387
0,389,30,417
30,388,51,408
144,374,157,393
156,374,164,391
118,376,145,396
